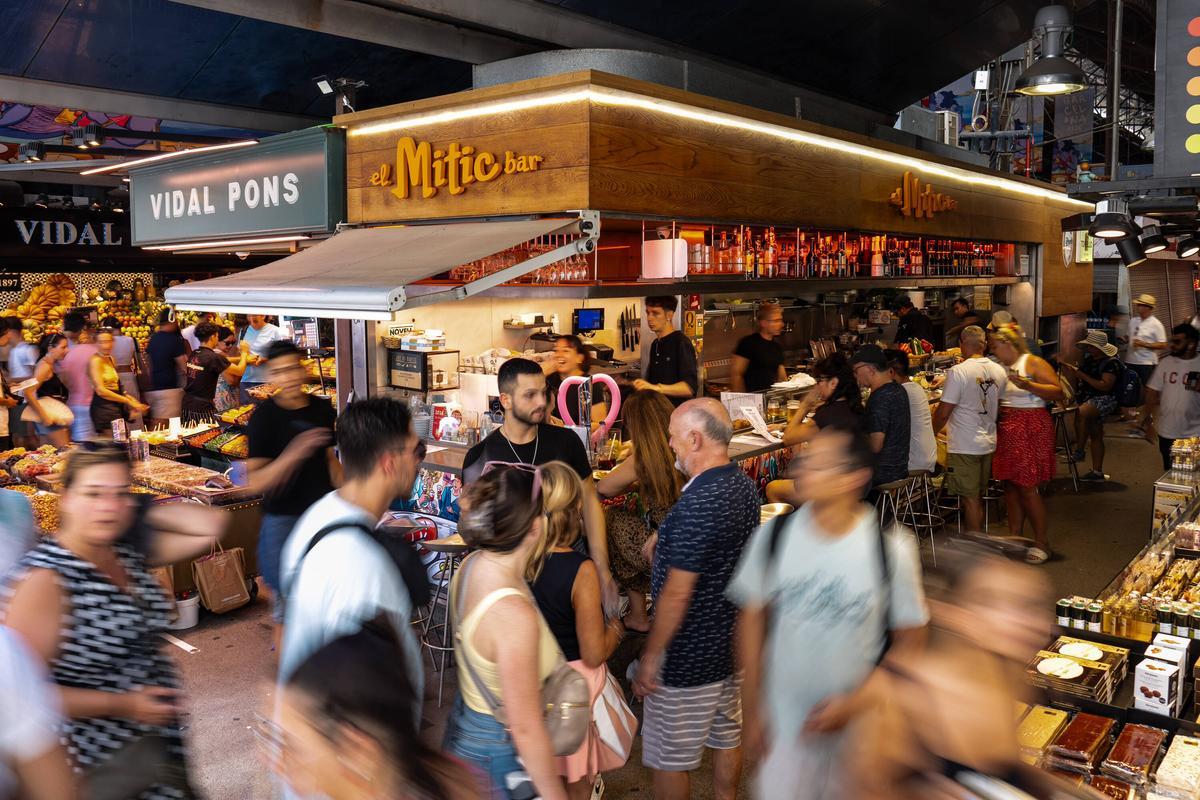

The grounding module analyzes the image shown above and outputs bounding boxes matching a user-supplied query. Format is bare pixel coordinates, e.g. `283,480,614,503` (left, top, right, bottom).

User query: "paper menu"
720,392,761,423
740,406,782,442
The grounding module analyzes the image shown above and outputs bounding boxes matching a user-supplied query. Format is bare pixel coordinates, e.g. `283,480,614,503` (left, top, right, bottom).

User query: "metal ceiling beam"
168,0,535,64
0,76,319,133
370,0,681,55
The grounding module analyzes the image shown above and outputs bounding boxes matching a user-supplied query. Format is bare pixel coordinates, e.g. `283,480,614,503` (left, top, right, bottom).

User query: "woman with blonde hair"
597,390,683,632
529,462,632,799
988,323,1063,564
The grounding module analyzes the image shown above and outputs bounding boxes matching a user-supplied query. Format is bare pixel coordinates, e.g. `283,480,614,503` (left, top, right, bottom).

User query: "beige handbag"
455,554,591,756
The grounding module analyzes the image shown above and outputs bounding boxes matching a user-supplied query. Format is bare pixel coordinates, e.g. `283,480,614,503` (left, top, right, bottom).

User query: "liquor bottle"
765,228,777,279
897,239,908,275
744,229,756,278
870,235,883,277
730,229,743,275
717,231,730,273
798,233,809,278
911,240,923,276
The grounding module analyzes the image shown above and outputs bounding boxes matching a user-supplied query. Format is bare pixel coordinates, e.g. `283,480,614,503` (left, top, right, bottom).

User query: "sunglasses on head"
480,460,542,503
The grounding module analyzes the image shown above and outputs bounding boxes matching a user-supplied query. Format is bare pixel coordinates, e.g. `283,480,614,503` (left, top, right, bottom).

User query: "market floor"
175,420,1163,799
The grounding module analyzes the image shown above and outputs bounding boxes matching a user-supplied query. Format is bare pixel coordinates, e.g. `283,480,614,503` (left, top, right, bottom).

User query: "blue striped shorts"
641,675,742,772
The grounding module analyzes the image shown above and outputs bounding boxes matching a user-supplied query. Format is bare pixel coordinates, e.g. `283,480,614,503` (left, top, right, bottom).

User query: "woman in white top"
988,325,1064,564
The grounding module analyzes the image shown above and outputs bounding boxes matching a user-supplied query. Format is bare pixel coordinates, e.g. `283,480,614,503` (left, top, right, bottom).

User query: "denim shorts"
443,696,524,799
257,513,299,622
33,419,68,437
1083,394,1119,417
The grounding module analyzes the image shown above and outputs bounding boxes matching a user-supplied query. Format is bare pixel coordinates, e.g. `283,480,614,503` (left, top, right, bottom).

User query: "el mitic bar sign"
1155,0,1200,178
129,126,345,247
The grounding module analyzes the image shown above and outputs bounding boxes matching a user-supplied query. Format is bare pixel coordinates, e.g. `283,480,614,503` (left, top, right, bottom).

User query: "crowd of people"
2,294,1191,800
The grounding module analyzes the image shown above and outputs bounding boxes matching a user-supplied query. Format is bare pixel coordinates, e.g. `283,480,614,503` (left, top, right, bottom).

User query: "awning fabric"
164,217,580,319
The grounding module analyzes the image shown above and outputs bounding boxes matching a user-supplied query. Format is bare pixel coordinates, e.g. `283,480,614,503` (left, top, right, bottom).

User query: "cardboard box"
1154,633,1192,656
1147,643,1189,672
1135,659,1181,716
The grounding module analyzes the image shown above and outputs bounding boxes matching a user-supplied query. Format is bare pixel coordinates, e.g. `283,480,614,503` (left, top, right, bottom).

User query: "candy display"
219,434,248,458
1089,775,1135,800
184,429,223,449
205,431,240,453
2,484,38,496
219,404,255,424
1153,734,1200,798
1026,649,1116,704
1018,705,1070,765
1100,724,1167,785
28,492,59,532
1045,713,1115,774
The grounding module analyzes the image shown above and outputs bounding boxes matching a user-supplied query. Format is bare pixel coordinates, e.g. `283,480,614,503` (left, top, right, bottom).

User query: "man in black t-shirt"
634,295,698,407
851,345,911,487
892,295,935,347
464,357,614,599
246,340,340,629
181,322,232,416
731,301,787,392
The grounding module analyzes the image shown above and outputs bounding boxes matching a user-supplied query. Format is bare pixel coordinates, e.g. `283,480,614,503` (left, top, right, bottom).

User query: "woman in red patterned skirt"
988,324,1064,564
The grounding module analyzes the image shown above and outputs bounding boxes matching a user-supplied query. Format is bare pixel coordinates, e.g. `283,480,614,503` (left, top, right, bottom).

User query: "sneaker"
1069,448,1087,463
1079,470,1108,482
1126,428,1148,439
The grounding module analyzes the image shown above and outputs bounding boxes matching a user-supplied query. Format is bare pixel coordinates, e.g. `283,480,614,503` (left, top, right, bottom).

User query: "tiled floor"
176,424,1162,798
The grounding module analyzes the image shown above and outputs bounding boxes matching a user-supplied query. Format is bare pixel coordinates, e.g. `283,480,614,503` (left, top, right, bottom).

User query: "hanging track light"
1015,5,1088,96
1088,199,1139,240
1140,224,1168,254
1178,234,1200,260
1116,236,1147,267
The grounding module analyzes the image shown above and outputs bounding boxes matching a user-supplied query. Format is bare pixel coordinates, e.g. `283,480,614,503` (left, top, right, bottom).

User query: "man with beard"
1145,324,1200,471
464,357,614,599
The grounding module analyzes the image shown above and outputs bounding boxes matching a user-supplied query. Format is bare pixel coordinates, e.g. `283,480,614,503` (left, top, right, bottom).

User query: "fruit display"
219,434,249,458
184,428,224,449
205,431,240,452
2,484,37,496
219,404,256,425
303,357,336,381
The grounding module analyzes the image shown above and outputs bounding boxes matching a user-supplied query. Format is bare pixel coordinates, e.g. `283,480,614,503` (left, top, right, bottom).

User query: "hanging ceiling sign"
889,171,958,218
129,127,345,246
1154,0,1200,178
0,208,132,258
370,136,545,200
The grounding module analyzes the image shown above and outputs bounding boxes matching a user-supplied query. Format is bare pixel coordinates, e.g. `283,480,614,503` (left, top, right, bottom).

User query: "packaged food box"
1100,723,1167,786
1047,712,1116,771
1148,642,1190,672
1027,650,1115,703
1155,634,1193,657
1017,705,1070,761
1135,659,1182,717
1154,734,1200,798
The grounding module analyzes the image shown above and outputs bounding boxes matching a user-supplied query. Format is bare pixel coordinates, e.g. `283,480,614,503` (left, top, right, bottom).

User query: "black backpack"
1110,358,1143,408
286,520,432,609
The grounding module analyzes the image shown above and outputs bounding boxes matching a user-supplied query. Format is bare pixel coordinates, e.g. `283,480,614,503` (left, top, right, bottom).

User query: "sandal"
1025,547,1050,565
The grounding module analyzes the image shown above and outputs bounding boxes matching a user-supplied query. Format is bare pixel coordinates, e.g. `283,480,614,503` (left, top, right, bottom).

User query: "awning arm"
398,210,600,310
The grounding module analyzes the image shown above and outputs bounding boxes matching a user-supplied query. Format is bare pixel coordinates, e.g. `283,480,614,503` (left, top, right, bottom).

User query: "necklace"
505,427,538,465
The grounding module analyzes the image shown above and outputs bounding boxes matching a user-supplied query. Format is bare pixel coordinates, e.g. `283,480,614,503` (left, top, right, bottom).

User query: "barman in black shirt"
892,295,935,346
634,295,698,407
731,301,787,392
463,357,615,602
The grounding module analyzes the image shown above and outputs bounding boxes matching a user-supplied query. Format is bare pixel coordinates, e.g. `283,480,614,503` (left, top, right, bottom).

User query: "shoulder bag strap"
876,520,894,664
453,554,508,721
284,520,374,599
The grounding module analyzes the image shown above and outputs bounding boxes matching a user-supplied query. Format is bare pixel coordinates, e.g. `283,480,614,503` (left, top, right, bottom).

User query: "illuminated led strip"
349,86,1092,209
80,140,258,176
1186,16,1200,167
142,234,308,251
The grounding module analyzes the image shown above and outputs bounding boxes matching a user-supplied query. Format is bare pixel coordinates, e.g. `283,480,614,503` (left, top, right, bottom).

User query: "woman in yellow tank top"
445,464,568,800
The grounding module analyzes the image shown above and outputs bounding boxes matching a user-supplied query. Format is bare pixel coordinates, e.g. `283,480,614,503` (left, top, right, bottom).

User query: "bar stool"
420,534,469,707
901,469,942,565
982,479,1006,532
1051,405,1080,492
875,476,915,528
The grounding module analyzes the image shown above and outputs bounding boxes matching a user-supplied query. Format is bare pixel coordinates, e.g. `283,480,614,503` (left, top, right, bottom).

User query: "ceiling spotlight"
1179,234,1200,259
18,142,45,162
314,75,334,95
33,194,49,208
1015,5,1088,96
1088,199,1139,240
1141,224,1168,254
83,124,104,148
69,127,89,149
1116,235,1147,267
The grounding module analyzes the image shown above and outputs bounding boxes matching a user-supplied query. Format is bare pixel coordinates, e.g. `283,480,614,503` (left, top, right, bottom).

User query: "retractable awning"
163,213,597,319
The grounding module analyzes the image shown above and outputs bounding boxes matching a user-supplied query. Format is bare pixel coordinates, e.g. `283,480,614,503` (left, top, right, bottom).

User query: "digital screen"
573,307,604,333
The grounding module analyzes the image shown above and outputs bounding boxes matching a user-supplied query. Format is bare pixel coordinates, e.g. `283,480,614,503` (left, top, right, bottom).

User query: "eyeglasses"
480,460,543,503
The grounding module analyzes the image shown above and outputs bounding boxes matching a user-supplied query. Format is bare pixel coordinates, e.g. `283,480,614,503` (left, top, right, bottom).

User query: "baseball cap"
850,344,889,370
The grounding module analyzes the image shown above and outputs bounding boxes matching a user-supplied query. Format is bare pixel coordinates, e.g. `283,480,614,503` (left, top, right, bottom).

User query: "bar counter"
419,431,789,476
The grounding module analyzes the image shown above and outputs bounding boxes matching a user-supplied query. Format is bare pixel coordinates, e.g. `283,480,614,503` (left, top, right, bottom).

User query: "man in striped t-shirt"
632,398,759,800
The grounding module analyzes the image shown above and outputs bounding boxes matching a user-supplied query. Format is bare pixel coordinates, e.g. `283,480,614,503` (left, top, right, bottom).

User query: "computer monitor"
572,307,604,335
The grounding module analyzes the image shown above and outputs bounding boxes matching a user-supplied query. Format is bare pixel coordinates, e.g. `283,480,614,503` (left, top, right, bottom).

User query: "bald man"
634,397,760,800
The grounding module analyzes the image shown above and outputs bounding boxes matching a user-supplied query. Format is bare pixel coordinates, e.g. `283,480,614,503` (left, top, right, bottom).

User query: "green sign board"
130,126,345,246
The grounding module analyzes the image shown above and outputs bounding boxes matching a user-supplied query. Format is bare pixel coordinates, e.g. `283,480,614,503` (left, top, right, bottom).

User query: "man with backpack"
728,425,928,800
1063,330,1124,482
278,396,427,696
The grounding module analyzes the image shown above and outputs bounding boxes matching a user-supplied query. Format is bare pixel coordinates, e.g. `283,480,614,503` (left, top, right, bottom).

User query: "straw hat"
1077,329,1119,357
987,310,1015,331
1134,293,1156,308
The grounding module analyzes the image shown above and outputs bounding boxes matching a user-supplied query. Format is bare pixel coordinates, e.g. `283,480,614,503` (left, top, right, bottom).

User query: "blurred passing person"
728,425,928,800
1,443,226,799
